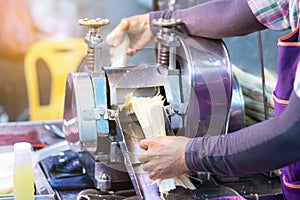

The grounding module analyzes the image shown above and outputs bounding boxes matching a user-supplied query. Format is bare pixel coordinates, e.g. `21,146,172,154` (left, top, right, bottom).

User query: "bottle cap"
14,142,32,153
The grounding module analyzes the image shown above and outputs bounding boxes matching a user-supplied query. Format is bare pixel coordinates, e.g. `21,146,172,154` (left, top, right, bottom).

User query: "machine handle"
152,18,181,28
78,18,110,29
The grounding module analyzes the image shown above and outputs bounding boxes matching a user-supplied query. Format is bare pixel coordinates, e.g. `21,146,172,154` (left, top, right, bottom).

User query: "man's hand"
138,136,191,180
106,13,153,57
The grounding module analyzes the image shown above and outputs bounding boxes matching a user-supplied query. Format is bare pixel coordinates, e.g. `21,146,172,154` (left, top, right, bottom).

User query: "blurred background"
0,0,152,122
0,0,288,122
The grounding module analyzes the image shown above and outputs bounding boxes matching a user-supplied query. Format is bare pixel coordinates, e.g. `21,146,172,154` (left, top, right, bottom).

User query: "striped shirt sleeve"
246,0,299,30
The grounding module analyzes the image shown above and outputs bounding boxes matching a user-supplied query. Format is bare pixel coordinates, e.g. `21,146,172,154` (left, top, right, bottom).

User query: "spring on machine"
86,47,95,70
158,45,170,67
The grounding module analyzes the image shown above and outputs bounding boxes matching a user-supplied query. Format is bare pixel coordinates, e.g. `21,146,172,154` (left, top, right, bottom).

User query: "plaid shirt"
247,0,300,98
247,0,299,30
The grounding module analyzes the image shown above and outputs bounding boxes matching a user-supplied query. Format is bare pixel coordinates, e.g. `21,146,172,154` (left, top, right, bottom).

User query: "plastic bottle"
13,142,34,200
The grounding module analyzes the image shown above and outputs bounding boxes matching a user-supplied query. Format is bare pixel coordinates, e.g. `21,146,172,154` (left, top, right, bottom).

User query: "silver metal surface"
116,110,175,199
79,18,110,71
95,173,111,191
154,20,181,70
43,123,65,139
175,34,234,136
62,23,245,198
63,72,97,153
228,75,245,133
105,65,169,105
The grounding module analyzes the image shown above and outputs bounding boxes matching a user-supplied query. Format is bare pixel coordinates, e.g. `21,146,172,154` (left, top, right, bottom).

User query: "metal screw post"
79,18,110,72
152,18,181,69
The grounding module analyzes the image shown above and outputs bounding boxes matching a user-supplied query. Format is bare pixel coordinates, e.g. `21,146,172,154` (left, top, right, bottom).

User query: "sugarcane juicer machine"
62,18,245,199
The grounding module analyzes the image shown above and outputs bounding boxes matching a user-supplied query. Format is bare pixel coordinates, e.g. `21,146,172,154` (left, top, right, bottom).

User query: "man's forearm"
150,0,266,38
185,92,300,177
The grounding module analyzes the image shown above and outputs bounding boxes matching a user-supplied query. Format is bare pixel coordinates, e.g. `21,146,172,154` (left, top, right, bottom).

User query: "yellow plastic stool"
24,38,87,121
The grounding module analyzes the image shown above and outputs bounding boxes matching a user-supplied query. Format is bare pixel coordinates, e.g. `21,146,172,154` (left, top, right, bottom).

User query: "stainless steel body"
62,19,245,198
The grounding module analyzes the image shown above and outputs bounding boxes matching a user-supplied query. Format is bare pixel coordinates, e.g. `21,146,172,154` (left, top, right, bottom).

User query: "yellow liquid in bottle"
14,163,34,200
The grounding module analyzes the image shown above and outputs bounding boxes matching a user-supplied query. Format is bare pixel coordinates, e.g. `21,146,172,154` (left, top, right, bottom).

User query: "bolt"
110,112,115,118
173,105,179,113
99,110,105,116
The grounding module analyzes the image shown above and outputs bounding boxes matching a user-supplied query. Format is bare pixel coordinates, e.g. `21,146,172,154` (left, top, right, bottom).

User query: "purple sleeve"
185,92,300,177
149,0,266,38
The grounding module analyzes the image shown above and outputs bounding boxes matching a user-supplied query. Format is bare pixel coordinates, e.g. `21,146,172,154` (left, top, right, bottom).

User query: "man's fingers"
109,47,114,57
127,48,137,56
141,162,164,180
106,18,130,47
139,138,150,150
138,139,152,163
106,31,125,47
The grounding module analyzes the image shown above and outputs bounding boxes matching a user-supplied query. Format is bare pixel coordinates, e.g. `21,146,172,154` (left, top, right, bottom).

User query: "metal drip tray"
54,175,282,200
40,150,282,200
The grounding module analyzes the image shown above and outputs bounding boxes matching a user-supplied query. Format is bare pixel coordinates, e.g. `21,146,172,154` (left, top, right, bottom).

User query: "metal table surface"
39,147,283,199
40,157,283,200
0,121,283,200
